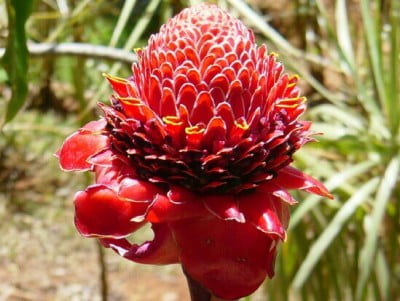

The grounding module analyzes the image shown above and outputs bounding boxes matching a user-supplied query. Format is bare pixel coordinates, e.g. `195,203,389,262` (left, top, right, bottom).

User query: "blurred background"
0,0,399,300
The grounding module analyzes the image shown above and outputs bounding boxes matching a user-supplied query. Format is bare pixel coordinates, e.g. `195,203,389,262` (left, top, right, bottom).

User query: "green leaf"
360,0,393,133
356,156,399,300
1,0,33,125
109,0,137,47
335,0,355,72
375,248,390,301
292,177,379,289
389,0,400,136
310,104,365,131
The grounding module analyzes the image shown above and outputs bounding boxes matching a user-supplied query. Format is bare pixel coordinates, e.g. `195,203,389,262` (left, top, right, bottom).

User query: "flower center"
104,106,305,194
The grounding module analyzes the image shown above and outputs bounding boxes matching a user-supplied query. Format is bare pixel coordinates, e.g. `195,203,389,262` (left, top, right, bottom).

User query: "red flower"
57,4,332,299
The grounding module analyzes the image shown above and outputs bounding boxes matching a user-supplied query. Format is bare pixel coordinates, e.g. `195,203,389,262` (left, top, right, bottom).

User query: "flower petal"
104,74,138,98
258,182,298,205
146,189,208,223
118,178,163,203
273,166,333,199
87,149,115,168
94,160,135,188
81,119,107,132
74,185,147,238
238,191,288,240
171,217,278,299
203,195,245,223
94,165,119,188
100,223,179,264
57,120,109,171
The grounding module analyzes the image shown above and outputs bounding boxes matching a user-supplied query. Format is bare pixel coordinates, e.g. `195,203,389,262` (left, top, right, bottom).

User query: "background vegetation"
0,0,399,300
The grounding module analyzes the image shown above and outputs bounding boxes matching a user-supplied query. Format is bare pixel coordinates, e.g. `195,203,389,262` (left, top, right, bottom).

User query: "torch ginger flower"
57,4,332,300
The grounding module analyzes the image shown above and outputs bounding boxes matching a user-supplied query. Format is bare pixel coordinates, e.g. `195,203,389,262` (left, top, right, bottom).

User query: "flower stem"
184,270,211,301
184,269,238,301
97,240,109,301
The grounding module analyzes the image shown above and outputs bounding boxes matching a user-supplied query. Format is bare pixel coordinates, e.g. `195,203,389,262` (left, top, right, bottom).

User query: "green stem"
97,240,109,301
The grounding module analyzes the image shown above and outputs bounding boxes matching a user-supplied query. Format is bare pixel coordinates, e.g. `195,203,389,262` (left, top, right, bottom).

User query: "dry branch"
0,42,137,64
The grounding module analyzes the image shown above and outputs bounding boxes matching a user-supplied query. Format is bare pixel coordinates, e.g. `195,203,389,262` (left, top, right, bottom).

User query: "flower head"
57,4,332,299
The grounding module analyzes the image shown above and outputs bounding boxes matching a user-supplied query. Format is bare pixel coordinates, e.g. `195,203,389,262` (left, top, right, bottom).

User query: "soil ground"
0,204,190,301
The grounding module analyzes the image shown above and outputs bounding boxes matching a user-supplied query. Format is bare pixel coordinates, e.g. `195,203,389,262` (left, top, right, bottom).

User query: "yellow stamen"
118,97,142,105
102,73,127,84
163,116,183,126
287,74,300,88
234,119,249,130
276,96,307,108
185,125,205,135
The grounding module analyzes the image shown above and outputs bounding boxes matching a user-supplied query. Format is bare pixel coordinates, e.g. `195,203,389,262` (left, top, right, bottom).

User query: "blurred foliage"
1,0,33,124
0,0,399,300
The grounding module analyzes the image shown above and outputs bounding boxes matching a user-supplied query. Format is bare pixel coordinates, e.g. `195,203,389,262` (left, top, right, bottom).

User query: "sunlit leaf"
356,156,399,300
310,104,365,131
109,0,137,47
388,0,400,136
375,249,390,301
360,0,392,132
335,0,355,71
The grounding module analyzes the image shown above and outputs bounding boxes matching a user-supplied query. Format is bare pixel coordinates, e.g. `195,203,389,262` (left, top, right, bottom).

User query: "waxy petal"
118,178,163,202
171,217,278,299
87,149,115,168
258,182,298,205
101,223,179,264
75,185,147,238
57,120,109,171
238,192,288,240
80,119,107,132
203,195,245,222
146,188,208,222
273,166,333,199
94,160,136,188
190,91,214,124
104,74,137,98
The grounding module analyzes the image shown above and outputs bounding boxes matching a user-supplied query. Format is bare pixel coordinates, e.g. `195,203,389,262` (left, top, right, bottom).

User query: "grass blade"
356,156,399,300
375,248,390,301
335,0,355,71
389,0,400,136
1,0,33,125
109,0,137,47
292,177,379,288
360,0,392,133
310,104,365,131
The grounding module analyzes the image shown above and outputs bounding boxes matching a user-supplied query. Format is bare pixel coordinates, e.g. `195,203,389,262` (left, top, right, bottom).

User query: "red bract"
57,4,332,299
